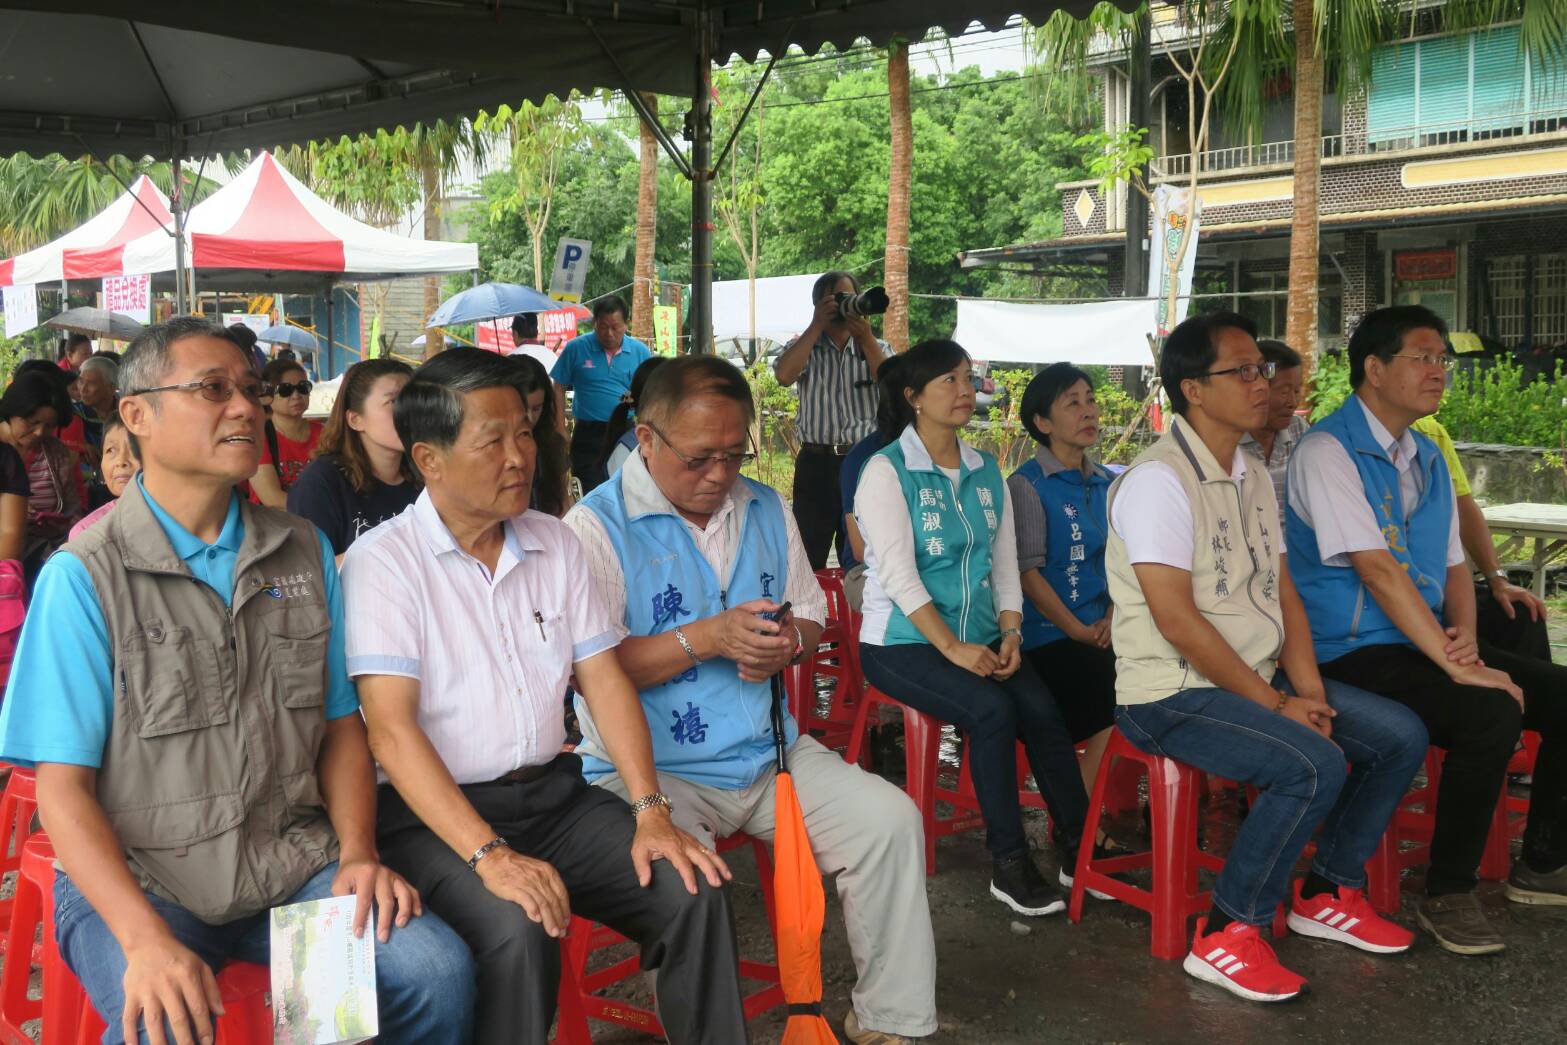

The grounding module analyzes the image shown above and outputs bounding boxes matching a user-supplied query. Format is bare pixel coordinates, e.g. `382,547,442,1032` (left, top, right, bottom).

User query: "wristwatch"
1488,569,1509,583
1000,627,1022,641
629,792,673,817
467,837,511,871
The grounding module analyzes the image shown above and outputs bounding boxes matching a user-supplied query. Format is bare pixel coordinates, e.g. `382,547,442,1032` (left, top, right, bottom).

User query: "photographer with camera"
775,271,893,570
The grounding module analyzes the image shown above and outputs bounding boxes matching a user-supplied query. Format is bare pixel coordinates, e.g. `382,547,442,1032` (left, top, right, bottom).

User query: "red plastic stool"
0,832,48,1043
792,570,866,755
552,833,784,1044
70,962,272,1045
0,766,39,953
1069,730,1225,960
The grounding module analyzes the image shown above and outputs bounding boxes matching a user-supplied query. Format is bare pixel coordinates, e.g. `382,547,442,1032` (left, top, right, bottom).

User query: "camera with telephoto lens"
836,285,889,320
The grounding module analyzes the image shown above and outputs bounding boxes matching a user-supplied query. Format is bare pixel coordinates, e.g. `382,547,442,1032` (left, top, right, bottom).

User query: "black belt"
493,762,555,784
800,442,853,456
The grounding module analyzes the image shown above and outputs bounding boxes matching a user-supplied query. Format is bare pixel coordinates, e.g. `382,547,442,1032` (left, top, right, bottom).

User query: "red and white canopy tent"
0,175,172,288
117,152,477,294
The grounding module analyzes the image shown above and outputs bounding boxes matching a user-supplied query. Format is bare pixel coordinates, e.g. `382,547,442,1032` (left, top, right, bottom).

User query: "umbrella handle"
769,672,789,773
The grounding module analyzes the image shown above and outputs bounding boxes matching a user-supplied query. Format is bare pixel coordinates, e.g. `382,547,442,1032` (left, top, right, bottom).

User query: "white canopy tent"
952,298,1158,366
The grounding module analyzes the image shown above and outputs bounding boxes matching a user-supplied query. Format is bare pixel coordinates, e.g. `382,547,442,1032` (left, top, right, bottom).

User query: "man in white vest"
1104,311,1427,1003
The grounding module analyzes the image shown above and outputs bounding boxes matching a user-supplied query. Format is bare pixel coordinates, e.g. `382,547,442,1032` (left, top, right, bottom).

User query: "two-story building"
960,18,1567,354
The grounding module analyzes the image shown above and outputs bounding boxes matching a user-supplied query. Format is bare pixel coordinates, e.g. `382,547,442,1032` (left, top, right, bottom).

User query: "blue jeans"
1115,675,1427,926
55,862,476,1045
861,640,1089,861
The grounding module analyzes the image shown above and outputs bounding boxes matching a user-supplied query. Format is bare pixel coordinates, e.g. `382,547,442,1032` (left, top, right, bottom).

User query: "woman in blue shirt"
855,340,1089,918
1007,364,1117,797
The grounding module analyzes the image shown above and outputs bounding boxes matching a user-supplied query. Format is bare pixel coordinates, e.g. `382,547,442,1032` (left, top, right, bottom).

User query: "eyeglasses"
125,376,266,404
1389,352,1457,372
647,423,756,472
1202,361,1277,383
269,381,313,398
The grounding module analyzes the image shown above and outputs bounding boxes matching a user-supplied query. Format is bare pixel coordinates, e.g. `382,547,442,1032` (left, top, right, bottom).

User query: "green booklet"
270,894,379,1045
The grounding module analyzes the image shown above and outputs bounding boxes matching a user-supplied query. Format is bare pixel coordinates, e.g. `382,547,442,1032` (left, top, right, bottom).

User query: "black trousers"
792,446,846,570
1475,581,1552,661
376,754,746,1045
568,419,609,494
1320,641,1567,894
1022,639,1117,744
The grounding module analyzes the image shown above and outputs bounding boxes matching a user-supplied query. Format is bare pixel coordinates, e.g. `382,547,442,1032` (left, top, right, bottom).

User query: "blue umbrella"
257,324,320,351
428,282,557,326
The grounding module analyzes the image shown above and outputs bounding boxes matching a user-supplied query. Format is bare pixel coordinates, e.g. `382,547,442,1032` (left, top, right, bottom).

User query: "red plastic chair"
9,833,271,1045
1068,730,1226,960
0,766,38,964
791,569,866,756
552,833,784,1044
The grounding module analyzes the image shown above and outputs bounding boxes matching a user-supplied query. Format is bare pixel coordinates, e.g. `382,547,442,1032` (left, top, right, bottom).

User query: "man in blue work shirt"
550,295,652,494
0,316,475,1045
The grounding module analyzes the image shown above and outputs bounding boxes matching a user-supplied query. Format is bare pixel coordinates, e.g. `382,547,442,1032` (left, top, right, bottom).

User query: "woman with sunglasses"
854,339,1090,918
249,358,321,507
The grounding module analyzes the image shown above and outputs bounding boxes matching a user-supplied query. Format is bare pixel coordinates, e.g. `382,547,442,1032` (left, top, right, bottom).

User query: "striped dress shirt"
794,333,884,445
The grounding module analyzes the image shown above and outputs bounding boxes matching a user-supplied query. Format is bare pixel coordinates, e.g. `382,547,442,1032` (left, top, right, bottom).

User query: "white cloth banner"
103,274,152,322
712,273,822,344
3,285,38,338
1147,183,1202,337
951,298,1156,367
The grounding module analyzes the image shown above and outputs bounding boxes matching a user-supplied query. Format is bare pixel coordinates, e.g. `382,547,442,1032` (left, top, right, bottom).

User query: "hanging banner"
224,313,271,338
547,238,592,302
540,308,579,353
103,274,152,323
3,284,38,338
652,304,679,356
1147,184,1202,338
474,321,516,354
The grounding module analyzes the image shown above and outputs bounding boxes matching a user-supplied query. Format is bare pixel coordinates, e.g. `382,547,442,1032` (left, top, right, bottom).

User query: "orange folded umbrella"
769,673,838,1045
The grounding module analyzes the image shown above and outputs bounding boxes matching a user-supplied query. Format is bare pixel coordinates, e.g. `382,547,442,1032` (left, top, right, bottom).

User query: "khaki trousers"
597,735,938,1038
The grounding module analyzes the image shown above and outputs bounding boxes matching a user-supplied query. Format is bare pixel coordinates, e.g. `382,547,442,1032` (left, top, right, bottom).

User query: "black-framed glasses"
647,423,756,471
270,381,313,398
1203,361,1277,383
125,376,266,404
1389,352,1457,373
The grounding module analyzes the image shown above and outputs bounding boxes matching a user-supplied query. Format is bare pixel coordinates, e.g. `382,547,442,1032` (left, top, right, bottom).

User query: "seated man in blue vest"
565,355,937,1045
1289,304,1567,955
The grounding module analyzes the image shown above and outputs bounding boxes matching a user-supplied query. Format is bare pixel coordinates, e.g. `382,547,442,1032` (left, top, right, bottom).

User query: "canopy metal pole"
324,282,336,378
171,140,188,315
689,1,714,355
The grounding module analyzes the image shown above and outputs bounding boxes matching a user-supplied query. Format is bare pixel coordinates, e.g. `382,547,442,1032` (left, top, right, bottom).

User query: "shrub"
1307,353,1567,449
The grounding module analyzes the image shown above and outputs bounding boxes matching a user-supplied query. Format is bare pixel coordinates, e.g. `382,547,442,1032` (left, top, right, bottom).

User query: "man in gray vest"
0,317,475,1045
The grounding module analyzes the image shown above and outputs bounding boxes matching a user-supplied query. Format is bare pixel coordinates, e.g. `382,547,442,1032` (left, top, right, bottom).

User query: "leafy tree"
0,154,220,255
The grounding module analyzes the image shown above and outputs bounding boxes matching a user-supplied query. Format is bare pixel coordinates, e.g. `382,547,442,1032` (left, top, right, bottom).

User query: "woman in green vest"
855,339,1090,918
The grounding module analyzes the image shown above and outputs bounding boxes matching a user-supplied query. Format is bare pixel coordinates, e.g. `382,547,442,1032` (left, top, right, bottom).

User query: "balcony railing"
1154,103,1567,178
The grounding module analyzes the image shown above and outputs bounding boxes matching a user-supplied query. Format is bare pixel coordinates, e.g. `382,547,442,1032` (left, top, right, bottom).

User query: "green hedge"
1309,354,1567,449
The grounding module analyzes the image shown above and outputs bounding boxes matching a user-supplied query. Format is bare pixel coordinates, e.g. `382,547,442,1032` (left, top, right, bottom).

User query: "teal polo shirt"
549,332,652,422
0,476,357,769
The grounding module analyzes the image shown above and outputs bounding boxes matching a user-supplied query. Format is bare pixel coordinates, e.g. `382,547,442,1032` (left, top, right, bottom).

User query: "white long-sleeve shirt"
854,440,1021,647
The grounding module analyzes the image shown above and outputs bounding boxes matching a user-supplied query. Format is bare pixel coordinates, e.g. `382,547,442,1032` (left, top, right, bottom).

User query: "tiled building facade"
961,21,1567,353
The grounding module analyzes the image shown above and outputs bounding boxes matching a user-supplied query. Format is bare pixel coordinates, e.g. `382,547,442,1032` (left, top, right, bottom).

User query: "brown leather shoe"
844,1010,914,1044
1416,893,1505,955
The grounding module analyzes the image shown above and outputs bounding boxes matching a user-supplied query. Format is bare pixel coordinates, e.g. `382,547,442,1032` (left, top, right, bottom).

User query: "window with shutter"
1416,35,1471,144
1368,43,1418,148
1471,26,1528,137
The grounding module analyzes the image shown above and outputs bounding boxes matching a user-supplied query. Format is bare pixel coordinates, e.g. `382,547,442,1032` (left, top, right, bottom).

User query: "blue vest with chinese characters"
1014,456,1112,649
578,471,796,790
1285,397,1453,662
877,428,1005,647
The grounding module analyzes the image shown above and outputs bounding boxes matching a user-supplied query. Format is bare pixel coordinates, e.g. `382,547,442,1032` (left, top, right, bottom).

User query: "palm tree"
631,93,660,345
1284,0,1326,358
0,154,220,256
884,39,913,353
409,121,482,358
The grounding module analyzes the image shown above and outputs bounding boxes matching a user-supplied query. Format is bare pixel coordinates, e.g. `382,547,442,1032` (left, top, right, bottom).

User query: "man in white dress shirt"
342,349,746,1045
565,355,937,1045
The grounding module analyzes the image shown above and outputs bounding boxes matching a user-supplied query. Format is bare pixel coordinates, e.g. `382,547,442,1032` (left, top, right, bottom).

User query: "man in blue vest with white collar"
565,355,937,1045
1289,305,1567,955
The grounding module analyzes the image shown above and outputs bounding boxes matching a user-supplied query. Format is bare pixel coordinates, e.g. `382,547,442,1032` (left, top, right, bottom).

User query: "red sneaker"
1183,918,1307,1003
1288,881,1415,954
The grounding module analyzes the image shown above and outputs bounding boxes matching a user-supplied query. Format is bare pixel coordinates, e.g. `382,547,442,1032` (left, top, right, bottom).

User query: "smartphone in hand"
759,601,792,624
